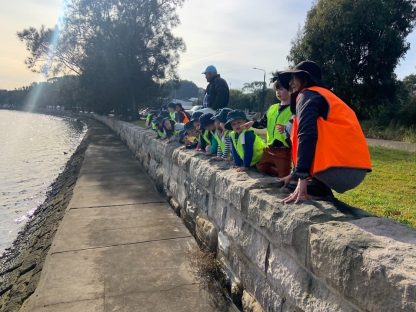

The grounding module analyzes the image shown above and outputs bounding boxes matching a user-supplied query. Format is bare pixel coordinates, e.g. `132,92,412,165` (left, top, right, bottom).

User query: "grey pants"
315,168,368,193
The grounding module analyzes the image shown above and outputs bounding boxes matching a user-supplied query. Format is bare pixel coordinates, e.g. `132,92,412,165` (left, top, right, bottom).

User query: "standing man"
202,65,229,112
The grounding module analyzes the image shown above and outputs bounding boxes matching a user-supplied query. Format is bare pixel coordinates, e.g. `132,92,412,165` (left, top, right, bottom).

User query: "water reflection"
0,110,86,254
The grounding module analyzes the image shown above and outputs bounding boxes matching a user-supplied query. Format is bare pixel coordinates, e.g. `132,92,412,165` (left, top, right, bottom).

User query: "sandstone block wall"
95,115,416,312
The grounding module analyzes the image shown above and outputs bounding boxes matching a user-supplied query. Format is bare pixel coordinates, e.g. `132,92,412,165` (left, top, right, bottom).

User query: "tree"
18,0,185,118
163,80,199,100
242,81,276,111
288,0,416,118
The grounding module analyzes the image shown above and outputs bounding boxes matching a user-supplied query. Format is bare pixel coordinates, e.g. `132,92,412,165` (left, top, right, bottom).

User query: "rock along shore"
0,117,92,312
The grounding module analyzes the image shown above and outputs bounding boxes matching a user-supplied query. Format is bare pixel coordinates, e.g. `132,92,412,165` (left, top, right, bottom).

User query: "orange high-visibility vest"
291,86,371,175
180,111,190,124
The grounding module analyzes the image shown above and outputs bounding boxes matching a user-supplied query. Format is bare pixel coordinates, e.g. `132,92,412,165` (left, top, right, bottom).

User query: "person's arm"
252,113,267,129
199,133,207,150
294,91,328,178
223,136,231,159
242,131,255,168
210,79,229,110
231,141,243,166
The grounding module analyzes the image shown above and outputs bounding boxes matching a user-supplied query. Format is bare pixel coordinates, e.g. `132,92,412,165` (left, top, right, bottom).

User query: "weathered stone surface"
196,215,218,252
242,290,264,312
309,221,416,312
96,115,416,312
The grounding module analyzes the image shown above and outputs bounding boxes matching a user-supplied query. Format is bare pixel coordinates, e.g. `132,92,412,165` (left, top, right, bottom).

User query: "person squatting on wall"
145,62,371,203
279,61,372,203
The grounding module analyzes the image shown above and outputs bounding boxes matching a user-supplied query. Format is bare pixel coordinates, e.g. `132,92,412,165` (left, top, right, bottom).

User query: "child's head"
175,103,184,112
213,108,232,131
231,119,246,134
190,111,203,130
225,110,248,134
163,118,173,130
193,120,201,130
167,102,176,113
272,72,291,103
214,120,221,130
199,113,215,131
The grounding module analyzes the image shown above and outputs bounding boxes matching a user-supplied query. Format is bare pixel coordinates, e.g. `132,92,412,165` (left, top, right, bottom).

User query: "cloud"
0,0,415,90
175,0,416,89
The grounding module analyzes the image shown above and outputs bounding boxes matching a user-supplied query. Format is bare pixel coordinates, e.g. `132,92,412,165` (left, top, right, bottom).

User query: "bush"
361,120,416,143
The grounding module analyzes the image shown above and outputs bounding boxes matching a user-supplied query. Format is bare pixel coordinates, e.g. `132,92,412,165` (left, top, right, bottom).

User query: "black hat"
199,113,214,129
191,111,204,120
189,111,204,124
167,102,176,109
212,108,233,123
225,110,248,130
271,72,291,90
282,60,324,86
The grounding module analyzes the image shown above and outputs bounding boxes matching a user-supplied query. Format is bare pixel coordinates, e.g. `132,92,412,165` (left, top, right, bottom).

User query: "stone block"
309,220,416,312
195,215,218,252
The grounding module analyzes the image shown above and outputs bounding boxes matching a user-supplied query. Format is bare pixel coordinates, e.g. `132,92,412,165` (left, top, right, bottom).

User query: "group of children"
145,72,294,177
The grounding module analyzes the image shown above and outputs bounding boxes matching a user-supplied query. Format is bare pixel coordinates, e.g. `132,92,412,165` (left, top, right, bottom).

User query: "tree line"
1,0,415,126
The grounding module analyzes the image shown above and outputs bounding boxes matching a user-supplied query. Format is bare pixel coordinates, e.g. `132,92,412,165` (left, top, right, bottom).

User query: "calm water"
0,110,86,255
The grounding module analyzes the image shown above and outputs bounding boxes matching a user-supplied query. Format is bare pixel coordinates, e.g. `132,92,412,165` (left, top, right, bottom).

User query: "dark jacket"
205,75,229,110
293,90,329,178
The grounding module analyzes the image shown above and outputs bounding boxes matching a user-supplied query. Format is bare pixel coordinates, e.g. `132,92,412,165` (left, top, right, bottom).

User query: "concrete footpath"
20,123,218,312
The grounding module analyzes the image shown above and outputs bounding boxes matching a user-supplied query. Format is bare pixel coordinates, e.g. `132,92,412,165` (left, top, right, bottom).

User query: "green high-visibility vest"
146,113,153,123
230,129,266,166
169,111,176,122
201,130,212,145
151,120,158,130
266,103,292,147
212,130,229,153
157,129,166,139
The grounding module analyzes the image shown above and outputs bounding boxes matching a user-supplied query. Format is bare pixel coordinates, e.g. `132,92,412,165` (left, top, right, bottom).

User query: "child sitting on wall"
162,118,183,143
167,102,178,122
225,110,266,172
211,108,232,161
155,116,166,139
180,121,199,149
197,113,218,154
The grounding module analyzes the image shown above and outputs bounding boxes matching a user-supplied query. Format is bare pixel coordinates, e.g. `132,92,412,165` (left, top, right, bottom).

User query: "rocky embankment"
0,121,90,312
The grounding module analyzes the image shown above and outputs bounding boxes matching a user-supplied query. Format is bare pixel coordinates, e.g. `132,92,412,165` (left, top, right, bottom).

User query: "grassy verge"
361,121,416,143
131,119,146,127
336,146,416,227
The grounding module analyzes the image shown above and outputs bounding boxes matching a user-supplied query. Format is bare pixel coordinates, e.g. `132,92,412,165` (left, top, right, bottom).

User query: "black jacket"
205,75,229,110
293,90,329,178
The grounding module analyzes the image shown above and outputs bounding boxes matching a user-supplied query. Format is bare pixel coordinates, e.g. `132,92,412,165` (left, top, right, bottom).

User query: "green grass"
131,119,146,127
336,147,416,227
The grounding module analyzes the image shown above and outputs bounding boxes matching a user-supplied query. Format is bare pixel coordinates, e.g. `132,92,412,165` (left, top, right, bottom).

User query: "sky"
0,0,415,90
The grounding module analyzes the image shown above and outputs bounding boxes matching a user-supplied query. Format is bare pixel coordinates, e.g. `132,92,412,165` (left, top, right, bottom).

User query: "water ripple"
0,110,86,254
